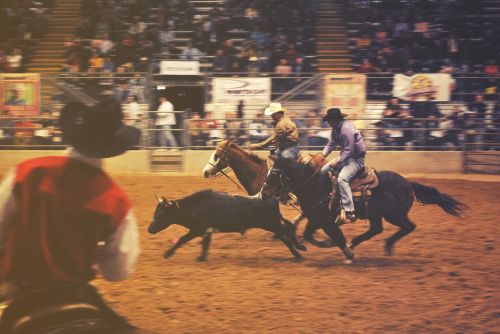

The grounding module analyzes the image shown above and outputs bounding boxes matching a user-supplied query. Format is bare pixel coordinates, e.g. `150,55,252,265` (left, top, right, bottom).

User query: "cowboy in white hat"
249,102,300,199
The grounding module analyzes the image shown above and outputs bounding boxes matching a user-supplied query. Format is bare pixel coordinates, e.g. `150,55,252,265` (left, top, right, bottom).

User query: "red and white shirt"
0,149,139,286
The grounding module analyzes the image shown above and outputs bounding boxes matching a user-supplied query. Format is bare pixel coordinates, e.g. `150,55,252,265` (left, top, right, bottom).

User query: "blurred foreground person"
0,99,155,333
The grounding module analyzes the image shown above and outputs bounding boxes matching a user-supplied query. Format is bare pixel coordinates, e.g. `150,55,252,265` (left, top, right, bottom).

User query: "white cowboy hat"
264,102,284,116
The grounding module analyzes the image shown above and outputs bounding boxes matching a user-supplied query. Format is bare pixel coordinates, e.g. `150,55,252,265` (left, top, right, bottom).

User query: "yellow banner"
323,73,366,122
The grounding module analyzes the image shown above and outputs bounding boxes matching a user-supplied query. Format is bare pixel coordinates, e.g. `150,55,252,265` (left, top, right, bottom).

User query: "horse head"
203,139,231,177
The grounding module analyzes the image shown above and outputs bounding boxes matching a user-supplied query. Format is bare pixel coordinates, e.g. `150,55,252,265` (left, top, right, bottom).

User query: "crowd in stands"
0,0,52,72
62,0,316,76
375,94,500,150
348,0,500,77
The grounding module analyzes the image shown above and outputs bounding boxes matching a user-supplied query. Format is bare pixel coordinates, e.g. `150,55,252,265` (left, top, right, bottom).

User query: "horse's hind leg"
198,231,212,262
350,215,383,250
384,216,416,255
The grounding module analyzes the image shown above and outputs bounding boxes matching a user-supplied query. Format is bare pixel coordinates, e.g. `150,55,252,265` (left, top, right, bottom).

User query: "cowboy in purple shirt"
319,108,366,222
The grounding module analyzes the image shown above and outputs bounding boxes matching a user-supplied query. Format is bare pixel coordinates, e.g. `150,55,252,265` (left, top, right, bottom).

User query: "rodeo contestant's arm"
97,210,140,281
251,118,293,149
321,129,338,158
0,168,17,252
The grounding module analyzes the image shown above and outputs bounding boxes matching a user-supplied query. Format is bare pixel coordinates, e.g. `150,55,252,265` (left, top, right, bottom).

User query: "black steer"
148,190,306,261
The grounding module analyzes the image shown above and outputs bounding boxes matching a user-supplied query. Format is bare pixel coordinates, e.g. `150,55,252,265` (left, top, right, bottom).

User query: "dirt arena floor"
93,173,500,334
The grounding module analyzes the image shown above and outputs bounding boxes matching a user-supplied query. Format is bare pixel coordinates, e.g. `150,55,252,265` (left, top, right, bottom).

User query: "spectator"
236,100,245,119
248,113,270,143
124,95,142,128
180,42,203,60
358,58,379,73
212,49,230,73
441,105,465,148
274,58,292,92
224,111,247,145
154,96,178,149
468,94,488,132
204,111,224,145
189,113,208,148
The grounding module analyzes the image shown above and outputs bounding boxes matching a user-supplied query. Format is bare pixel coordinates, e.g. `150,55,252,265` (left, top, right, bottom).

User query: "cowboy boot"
345,211,357,223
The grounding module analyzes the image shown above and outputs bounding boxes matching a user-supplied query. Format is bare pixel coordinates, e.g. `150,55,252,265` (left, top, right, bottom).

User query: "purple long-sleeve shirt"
322,120,366,163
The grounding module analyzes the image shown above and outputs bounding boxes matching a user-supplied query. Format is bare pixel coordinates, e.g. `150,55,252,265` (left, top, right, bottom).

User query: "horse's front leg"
164,230,199,259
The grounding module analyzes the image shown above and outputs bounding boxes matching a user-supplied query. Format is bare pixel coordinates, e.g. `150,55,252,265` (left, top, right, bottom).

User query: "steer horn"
155,194,164,203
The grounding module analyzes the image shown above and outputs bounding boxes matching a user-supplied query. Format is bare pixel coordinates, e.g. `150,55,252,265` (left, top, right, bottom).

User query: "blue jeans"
320,157,365,212
275,145,300,161
156,124,178,148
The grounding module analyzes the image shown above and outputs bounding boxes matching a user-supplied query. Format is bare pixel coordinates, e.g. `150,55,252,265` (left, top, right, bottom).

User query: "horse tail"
411,182,466,217
280,214,307,252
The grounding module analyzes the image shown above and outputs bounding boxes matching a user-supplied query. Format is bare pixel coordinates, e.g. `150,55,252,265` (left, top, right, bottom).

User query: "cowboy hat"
322,107,348,122
264,102,284,116
60,98,140,158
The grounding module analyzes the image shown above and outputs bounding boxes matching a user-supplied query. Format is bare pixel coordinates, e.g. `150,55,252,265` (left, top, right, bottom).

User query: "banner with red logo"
392,73,452,101
0,73,41,116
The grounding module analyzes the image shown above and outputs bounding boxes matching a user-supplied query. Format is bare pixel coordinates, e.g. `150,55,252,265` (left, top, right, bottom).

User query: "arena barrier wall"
0,150,463,174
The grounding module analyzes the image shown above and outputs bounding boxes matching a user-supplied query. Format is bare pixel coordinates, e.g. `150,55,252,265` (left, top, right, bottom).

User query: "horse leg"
197,231,212,262
280,216,307,251
384,216,416,256
350,215,383,250
320,219,354,262
269,225,302,259
163,230,199,259
303,220,335,248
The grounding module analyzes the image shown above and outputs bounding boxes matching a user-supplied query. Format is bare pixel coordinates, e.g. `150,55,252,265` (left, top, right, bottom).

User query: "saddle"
349,166,379,194
0,284,140,334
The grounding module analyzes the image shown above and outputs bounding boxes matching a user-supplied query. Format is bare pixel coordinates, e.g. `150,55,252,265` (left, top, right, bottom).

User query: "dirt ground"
93,173,500,334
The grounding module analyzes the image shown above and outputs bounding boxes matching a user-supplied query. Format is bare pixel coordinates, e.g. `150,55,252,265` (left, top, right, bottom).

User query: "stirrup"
345,211,357,223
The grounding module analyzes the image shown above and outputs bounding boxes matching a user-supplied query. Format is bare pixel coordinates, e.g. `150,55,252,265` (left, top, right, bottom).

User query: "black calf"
148,190,306,261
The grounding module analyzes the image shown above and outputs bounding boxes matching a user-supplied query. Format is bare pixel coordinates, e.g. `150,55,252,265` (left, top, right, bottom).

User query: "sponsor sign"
0,73,41,116
392,73,452,101
159,60,200,75
323,74,366,118
212,77,271,107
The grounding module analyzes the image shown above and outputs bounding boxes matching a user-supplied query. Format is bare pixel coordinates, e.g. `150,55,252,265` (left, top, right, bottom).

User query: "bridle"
207,144,242,190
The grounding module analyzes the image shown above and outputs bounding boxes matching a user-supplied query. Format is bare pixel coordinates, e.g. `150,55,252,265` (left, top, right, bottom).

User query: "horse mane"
229,143,267,166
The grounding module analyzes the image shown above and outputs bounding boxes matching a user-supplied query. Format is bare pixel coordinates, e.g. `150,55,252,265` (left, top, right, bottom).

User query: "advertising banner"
323,74,366,118
0,73,41,116
159,60,200,75
392,73,452,101
212,77,271,108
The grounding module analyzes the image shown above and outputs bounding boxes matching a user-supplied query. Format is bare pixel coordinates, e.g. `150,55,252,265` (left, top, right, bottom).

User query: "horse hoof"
197,255,207,262
163,252,173,259
343,259,353,265
296,244,307,252
292,255,303,261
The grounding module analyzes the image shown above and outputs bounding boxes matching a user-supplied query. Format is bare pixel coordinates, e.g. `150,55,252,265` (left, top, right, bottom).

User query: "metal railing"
0,115,497,154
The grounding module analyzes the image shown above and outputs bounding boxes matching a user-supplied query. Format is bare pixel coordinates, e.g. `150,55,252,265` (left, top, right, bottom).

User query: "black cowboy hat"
60,99,140,158
322,107,348,122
